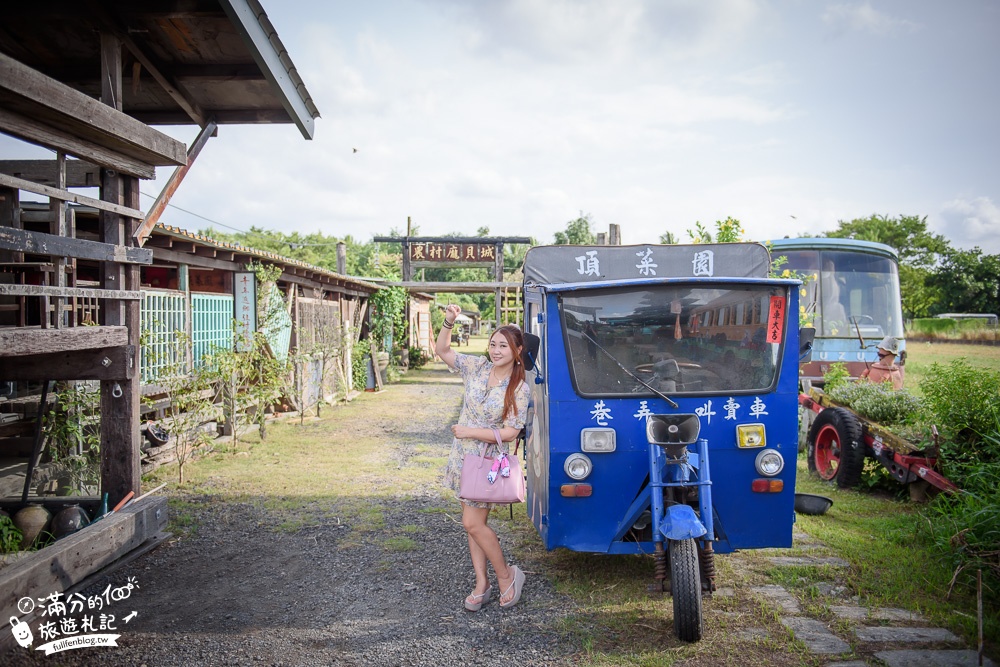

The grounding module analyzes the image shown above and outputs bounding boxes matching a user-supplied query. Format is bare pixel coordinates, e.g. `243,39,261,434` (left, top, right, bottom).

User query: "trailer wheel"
669,538,703,642
806,407,865,488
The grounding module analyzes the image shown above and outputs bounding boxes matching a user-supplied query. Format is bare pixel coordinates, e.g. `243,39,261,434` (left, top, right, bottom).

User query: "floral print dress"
444,352,531,509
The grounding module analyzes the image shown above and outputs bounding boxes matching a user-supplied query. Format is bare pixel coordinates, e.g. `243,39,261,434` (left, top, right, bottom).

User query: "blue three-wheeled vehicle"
521,243,803,642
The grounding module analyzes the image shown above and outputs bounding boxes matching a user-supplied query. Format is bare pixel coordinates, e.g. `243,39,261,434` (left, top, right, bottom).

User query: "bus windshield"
780,249,903,339
559,284,786,397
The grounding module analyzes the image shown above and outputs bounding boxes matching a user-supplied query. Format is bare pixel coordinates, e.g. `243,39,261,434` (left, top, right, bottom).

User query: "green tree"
659,231,680,244
687,217,744,243
554,213,597,245
826,214,949,270
926,248,1000,316
824,214,951,318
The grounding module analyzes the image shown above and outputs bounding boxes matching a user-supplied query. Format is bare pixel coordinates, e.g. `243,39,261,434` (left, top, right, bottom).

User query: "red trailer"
799,387,959,498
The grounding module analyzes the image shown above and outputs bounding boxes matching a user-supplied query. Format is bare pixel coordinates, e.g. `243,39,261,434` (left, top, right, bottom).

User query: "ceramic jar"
52,504,90,539
13,504,52,547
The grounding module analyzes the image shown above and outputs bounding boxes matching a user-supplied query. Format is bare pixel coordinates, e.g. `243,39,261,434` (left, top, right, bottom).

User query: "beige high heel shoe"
464,585,492,612
499,565,525,609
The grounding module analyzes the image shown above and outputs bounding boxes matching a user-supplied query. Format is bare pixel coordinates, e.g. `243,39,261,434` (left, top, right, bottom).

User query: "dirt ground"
6,358,957,667
3,362,578,667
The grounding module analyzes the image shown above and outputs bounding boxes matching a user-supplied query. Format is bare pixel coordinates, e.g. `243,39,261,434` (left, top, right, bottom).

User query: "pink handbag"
459,428,526,504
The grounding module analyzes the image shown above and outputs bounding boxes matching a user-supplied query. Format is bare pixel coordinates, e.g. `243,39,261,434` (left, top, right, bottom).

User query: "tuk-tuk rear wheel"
806,407,865,488
669,538,703,642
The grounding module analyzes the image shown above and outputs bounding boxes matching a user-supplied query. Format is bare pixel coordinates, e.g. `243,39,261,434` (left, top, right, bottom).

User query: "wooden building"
0,0,323,642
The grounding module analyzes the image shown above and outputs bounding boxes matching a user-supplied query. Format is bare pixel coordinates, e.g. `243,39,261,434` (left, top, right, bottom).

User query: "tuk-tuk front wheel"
669,538,703,642
806,407,865,488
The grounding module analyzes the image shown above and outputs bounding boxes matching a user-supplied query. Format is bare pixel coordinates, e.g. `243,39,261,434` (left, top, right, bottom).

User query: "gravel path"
3,363,577,667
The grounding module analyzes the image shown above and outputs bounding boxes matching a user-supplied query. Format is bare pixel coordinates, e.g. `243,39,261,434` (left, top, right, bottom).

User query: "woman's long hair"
492,325,526,422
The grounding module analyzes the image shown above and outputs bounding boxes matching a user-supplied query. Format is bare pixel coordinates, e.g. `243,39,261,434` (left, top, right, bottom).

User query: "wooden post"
50,152,67,328
401,238,411,282
179,263,193,370
610,223,621,246
494,242,504,326
99,32,141,507
336,241,346,274
0,185,19,263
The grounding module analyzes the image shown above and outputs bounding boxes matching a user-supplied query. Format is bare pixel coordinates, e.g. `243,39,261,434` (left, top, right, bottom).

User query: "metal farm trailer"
800,387,959,497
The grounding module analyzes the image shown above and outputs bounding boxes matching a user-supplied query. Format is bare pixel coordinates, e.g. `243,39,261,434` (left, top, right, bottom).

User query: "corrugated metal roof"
154,222,381,292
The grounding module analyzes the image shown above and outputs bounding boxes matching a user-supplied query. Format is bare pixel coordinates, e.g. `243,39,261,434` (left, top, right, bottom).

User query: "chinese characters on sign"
563,248,718,279
766,295,786,344
409,243,497,263
9,578,140,656
234,272,257,352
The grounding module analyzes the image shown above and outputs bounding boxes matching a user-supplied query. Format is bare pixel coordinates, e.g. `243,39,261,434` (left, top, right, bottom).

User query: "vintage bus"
768,237,905,384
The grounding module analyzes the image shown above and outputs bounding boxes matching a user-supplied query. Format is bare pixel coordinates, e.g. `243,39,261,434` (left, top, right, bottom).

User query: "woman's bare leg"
462,505,513,601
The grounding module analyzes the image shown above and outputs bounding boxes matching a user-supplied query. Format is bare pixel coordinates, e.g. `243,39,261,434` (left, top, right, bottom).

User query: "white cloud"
822,2,920,36
938,196,1000,254
430,0,761,63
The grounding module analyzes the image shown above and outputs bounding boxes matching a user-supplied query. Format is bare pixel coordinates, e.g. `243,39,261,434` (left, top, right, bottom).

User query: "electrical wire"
139,190,271,238
138,191,348,248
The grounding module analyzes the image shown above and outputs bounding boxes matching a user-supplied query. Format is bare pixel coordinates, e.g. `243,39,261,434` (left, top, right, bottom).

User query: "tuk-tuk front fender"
660,504,708,541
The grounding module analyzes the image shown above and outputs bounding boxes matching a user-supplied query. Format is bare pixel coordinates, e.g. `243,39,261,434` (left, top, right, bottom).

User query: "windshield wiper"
579,331,679,408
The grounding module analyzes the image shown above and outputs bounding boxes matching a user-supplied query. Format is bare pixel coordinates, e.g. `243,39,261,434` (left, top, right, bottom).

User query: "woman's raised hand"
445,303,461,322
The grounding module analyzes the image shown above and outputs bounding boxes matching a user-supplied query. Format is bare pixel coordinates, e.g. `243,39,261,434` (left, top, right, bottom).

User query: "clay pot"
52,504,90,539
13,504,52,547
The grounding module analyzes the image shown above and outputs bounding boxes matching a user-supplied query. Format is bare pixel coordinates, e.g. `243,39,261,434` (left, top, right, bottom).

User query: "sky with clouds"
6,0,1000,254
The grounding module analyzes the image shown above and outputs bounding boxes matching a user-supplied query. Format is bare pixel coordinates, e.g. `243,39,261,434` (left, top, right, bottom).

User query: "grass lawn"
903,341,1000,394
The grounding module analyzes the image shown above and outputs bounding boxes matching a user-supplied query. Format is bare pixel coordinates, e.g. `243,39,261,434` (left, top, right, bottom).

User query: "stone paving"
746,528,996,667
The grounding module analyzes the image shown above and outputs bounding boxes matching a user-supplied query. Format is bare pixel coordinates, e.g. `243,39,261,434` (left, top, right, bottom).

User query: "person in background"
860,335,904,390
436,304,529,611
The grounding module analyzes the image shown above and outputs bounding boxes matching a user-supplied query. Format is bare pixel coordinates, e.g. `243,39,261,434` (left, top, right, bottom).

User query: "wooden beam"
1,345,134,381
169,240,197,253
129,108,293,126
0,52,186,166
136,119,217,244
0,159,101,188
151,246,238,271
115,25,208,126
0,284,142,300
0,325,127,357
0,172,143,219
387,281,521,293
0,108,155,180
0,495,167,648
0,227,152,264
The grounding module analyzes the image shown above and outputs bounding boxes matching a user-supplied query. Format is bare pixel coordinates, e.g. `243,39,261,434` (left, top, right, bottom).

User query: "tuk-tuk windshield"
559,284,786,397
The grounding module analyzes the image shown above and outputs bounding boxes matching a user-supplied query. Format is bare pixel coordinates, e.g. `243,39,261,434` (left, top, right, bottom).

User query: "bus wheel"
669,538,703,642
806,407,865,488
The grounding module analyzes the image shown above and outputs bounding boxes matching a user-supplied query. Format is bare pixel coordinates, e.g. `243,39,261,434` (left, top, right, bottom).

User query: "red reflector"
560,484,593,497
752,478,783,493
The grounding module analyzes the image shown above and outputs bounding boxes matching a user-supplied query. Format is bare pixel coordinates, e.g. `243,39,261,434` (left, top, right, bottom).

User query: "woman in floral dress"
436,304,530,611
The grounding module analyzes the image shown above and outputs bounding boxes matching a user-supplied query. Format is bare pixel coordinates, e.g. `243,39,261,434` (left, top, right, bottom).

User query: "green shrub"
822,362,851,392
920,359,1000,446
0,515,22,553
352,352,368,391
921,461,1000,605
408,346,430,369
827,381,923,426
910,318,958,335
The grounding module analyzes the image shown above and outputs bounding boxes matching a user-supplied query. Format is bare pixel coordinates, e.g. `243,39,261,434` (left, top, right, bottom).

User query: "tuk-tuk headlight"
755,448,785,476
581,428,616,453
564,453,593,480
